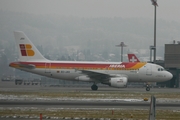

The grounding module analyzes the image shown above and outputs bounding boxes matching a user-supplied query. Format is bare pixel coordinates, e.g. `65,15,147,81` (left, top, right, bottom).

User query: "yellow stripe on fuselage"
129,62,146,69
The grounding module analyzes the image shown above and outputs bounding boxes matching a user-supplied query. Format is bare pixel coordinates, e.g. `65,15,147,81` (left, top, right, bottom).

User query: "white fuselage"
12,61,172,83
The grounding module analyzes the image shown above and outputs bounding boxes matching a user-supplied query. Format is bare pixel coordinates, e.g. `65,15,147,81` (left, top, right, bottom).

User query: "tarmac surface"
1,81,180,120
0,80,180,109
0,80,180,93
0,101,179,108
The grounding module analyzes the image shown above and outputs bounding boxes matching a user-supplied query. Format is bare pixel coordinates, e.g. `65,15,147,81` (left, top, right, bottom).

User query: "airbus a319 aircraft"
9,31,172,91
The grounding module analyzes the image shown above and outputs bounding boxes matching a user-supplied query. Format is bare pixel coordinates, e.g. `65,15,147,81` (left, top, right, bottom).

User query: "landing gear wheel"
146,87,150,91
91,84,98,91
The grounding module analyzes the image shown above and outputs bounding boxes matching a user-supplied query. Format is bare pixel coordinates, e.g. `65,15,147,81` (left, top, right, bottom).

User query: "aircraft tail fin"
128,54,140,62
14,31,48,62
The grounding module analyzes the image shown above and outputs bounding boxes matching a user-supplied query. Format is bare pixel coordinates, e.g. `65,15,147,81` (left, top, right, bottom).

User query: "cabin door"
45,63,51,73
146,64,152,75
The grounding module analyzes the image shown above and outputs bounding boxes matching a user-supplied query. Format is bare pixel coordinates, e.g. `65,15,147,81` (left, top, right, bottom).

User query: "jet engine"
107,77,128,88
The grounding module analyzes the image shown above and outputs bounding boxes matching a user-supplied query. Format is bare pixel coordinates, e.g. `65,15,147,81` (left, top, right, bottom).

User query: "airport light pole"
150,45,155,62
151,0,158,63
116,42,127,62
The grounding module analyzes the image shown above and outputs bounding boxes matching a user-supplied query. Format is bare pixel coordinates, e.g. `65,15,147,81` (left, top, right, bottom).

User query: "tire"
146,87,150,91
91,84,98,90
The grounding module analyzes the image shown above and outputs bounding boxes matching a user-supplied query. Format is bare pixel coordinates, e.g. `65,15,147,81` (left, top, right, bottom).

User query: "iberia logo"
19,44,35,56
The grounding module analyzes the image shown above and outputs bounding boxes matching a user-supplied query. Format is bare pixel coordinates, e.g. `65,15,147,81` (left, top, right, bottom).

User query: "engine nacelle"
109,77,128,88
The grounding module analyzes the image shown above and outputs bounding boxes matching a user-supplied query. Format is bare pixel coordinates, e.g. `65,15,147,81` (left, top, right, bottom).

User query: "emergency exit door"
45,63,51,73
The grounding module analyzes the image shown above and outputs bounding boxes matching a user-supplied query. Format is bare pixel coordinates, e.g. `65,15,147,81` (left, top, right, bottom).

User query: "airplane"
128,54,140,63
9,31,173,91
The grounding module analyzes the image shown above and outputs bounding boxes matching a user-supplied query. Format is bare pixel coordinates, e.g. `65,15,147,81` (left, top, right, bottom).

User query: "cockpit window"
158,68,164,71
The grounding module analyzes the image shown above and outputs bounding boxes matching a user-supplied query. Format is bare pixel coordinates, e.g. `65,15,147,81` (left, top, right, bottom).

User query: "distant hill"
0,10,180,62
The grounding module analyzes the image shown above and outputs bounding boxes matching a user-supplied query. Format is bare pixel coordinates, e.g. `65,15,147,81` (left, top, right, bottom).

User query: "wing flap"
79,69,127,82
80,70,110,80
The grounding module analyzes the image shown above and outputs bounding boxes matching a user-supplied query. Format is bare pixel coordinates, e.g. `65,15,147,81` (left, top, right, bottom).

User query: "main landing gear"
146,84,150,91
91,84,98,91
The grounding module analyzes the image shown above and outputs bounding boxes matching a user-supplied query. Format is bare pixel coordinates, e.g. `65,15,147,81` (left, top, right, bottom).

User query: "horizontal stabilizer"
18,63,36,69
9,62,36,69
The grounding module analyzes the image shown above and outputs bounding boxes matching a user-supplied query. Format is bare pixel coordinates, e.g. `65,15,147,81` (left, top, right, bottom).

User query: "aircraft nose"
167,72,173,80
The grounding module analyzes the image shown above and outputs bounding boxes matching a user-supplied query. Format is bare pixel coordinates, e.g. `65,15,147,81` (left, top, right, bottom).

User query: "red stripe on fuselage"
14,62,142,69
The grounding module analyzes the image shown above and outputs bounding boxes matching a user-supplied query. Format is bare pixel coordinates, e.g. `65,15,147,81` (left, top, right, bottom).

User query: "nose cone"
166,72,173,80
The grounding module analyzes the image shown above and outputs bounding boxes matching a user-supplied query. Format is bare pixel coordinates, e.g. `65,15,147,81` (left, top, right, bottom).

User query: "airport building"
163,42,180,88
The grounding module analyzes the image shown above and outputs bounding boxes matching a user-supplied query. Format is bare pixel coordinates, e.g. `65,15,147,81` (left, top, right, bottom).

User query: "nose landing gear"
146,87,150,91
146,84,150,91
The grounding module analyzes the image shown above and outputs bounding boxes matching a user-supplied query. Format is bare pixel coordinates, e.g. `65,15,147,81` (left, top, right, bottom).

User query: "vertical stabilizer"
14,31,47,62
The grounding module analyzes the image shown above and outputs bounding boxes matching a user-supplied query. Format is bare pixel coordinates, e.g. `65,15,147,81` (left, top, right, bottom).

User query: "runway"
0,81,180,110
1,81,180,119
0,101,179,109
1,80,180,93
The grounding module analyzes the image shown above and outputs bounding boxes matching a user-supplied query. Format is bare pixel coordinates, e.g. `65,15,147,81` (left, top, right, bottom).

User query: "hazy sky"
0,0,180,22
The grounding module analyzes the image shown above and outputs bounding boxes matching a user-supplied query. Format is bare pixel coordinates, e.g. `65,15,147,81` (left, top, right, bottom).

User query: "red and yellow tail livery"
19,44,34,56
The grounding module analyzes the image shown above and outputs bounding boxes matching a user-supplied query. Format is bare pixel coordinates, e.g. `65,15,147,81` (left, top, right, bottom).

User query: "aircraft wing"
79,69,125,82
